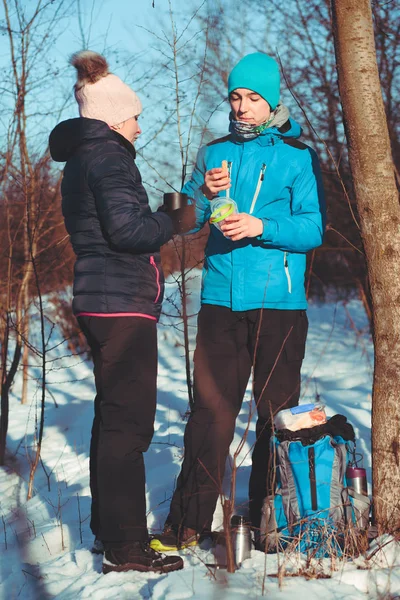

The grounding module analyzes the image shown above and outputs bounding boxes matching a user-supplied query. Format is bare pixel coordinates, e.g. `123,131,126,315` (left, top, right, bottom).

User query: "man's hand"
202,168,231,200
220,213,264,241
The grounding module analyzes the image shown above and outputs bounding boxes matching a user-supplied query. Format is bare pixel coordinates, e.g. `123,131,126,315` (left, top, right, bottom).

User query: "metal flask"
231,515,252,568
346,466,368,496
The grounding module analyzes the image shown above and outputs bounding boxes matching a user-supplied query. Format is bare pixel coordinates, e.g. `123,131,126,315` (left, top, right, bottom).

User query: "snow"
1,275,399,600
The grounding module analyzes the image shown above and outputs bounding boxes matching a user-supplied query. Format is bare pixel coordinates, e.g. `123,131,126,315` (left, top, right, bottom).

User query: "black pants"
168,305,308,532
78,316,157,542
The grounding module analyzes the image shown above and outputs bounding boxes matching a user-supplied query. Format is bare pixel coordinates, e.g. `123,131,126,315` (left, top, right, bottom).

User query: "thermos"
231,515,251,567
346,466,368,496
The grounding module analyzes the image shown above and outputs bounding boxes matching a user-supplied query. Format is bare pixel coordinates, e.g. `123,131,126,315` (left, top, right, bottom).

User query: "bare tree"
331,0,400,530
137,0,212,410
0,0,74,480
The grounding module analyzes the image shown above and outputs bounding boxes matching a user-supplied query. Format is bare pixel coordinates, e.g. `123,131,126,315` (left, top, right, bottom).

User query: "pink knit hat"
70,51,142,126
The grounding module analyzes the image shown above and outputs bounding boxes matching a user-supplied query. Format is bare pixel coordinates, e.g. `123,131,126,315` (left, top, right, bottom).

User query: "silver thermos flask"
345,465,369,528
346,466,368,496
231,515,252,567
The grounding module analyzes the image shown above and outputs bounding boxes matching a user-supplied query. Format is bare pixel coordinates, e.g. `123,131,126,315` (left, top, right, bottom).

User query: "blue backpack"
260,416,370,557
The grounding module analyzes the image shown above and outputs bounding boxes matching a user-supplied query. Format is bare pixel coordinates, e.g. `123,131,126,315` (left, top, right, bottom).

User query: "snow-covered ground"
1,275,399,600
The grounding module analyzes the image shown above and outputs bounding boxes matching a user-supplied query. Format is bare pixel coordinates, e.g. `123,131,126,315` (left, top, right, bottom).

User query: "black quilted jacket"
49,118,173,319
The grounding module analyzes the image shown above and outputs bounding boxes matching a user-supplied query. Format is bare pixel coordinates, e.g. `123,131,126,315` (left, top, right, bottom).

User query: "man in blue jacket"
151,52,326,551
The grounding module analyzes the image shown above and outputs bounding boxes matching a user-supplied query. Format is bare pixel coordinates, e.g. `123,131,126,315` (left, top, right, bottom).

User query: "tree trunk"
0,313,22,465
21,338,29,405
21,286,30,405
331,0,400,530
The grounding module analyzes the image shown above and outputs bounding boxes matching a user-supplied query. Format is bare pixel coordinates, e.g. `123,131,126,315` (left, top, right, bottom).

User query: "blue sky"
0,0,284,194
0,0,219,192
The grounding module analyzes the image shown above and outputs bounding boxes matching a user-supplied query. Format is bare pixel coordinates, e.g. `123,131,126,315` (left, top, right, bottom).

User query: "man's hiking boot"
102,540,184,574
150,525,199,552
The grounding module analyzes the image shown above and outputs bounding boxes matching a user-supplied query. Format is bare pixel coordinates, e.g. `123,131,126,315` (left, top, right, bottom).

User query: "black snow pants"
78,316,157,543
168,304,308,532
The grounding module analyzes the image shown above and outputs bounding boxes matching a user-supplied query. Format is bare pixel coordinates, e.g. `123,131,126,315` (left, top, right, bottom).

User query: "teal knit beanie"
228,53,280,110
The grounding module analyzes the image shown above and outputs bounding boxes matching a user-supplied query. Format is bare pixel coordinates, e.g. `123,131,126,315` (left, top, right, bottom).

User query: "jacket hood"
49,117,136,162
270,117,302,139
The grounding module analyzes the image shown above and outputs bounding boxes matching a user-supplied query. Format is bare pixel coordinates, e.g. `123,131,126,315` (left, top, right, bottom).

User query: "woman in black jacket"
49,51,184,574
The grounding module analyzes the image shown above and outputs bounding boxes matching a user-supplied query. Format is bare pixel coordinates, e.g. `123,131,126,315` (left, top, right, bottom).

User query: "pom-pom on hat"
70,51,142,126
228,53,281,110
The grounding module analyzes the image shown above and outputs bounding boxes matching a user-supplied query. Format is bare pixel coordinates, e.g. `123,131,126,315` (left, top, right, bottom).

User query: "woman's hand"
202,168,231,200
220,213,264,241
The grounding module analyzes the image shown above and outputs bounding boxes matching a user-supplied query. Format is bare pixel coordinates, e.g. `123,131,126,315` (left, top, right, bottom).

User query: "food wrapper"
274,403,327,432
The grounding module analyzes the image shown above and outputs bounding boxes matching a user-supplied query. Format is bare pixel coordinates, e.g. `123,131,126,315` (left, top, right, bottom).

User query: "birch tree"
331,0,400,530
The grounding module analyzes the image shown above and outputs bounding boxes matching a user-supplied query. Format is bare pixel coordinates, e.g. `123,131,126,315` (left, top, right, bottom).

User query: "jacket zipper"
284,252,292,294
249,163,266,215
150,256,161,303
308,446,318,511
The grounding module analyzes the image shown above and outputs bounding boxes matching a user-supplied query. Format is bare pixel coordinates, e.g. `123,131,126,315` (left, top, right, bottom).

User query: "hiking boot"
91,537,104,555
150,524,199,552
102,541,184,574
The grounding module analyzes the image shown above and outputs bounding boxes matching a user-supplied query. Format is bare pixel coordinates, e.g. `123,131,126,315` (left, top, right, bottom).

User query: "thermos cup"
163,192,188,211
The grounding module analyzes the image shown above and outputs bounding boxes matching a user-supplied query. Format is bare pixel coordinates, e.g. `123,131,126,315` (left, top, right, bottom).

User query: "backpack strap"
276,440,301,526
329,440,349,524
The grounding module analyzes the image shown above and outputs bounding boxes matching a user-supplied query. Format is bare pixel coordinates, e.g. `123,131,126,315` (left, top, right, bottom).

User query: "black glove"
158,204,196,235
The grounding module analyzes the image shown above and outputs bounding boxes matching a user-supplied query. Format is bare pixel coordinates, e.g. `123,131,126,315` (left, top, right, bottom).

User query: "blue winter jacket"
182,119,325,311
